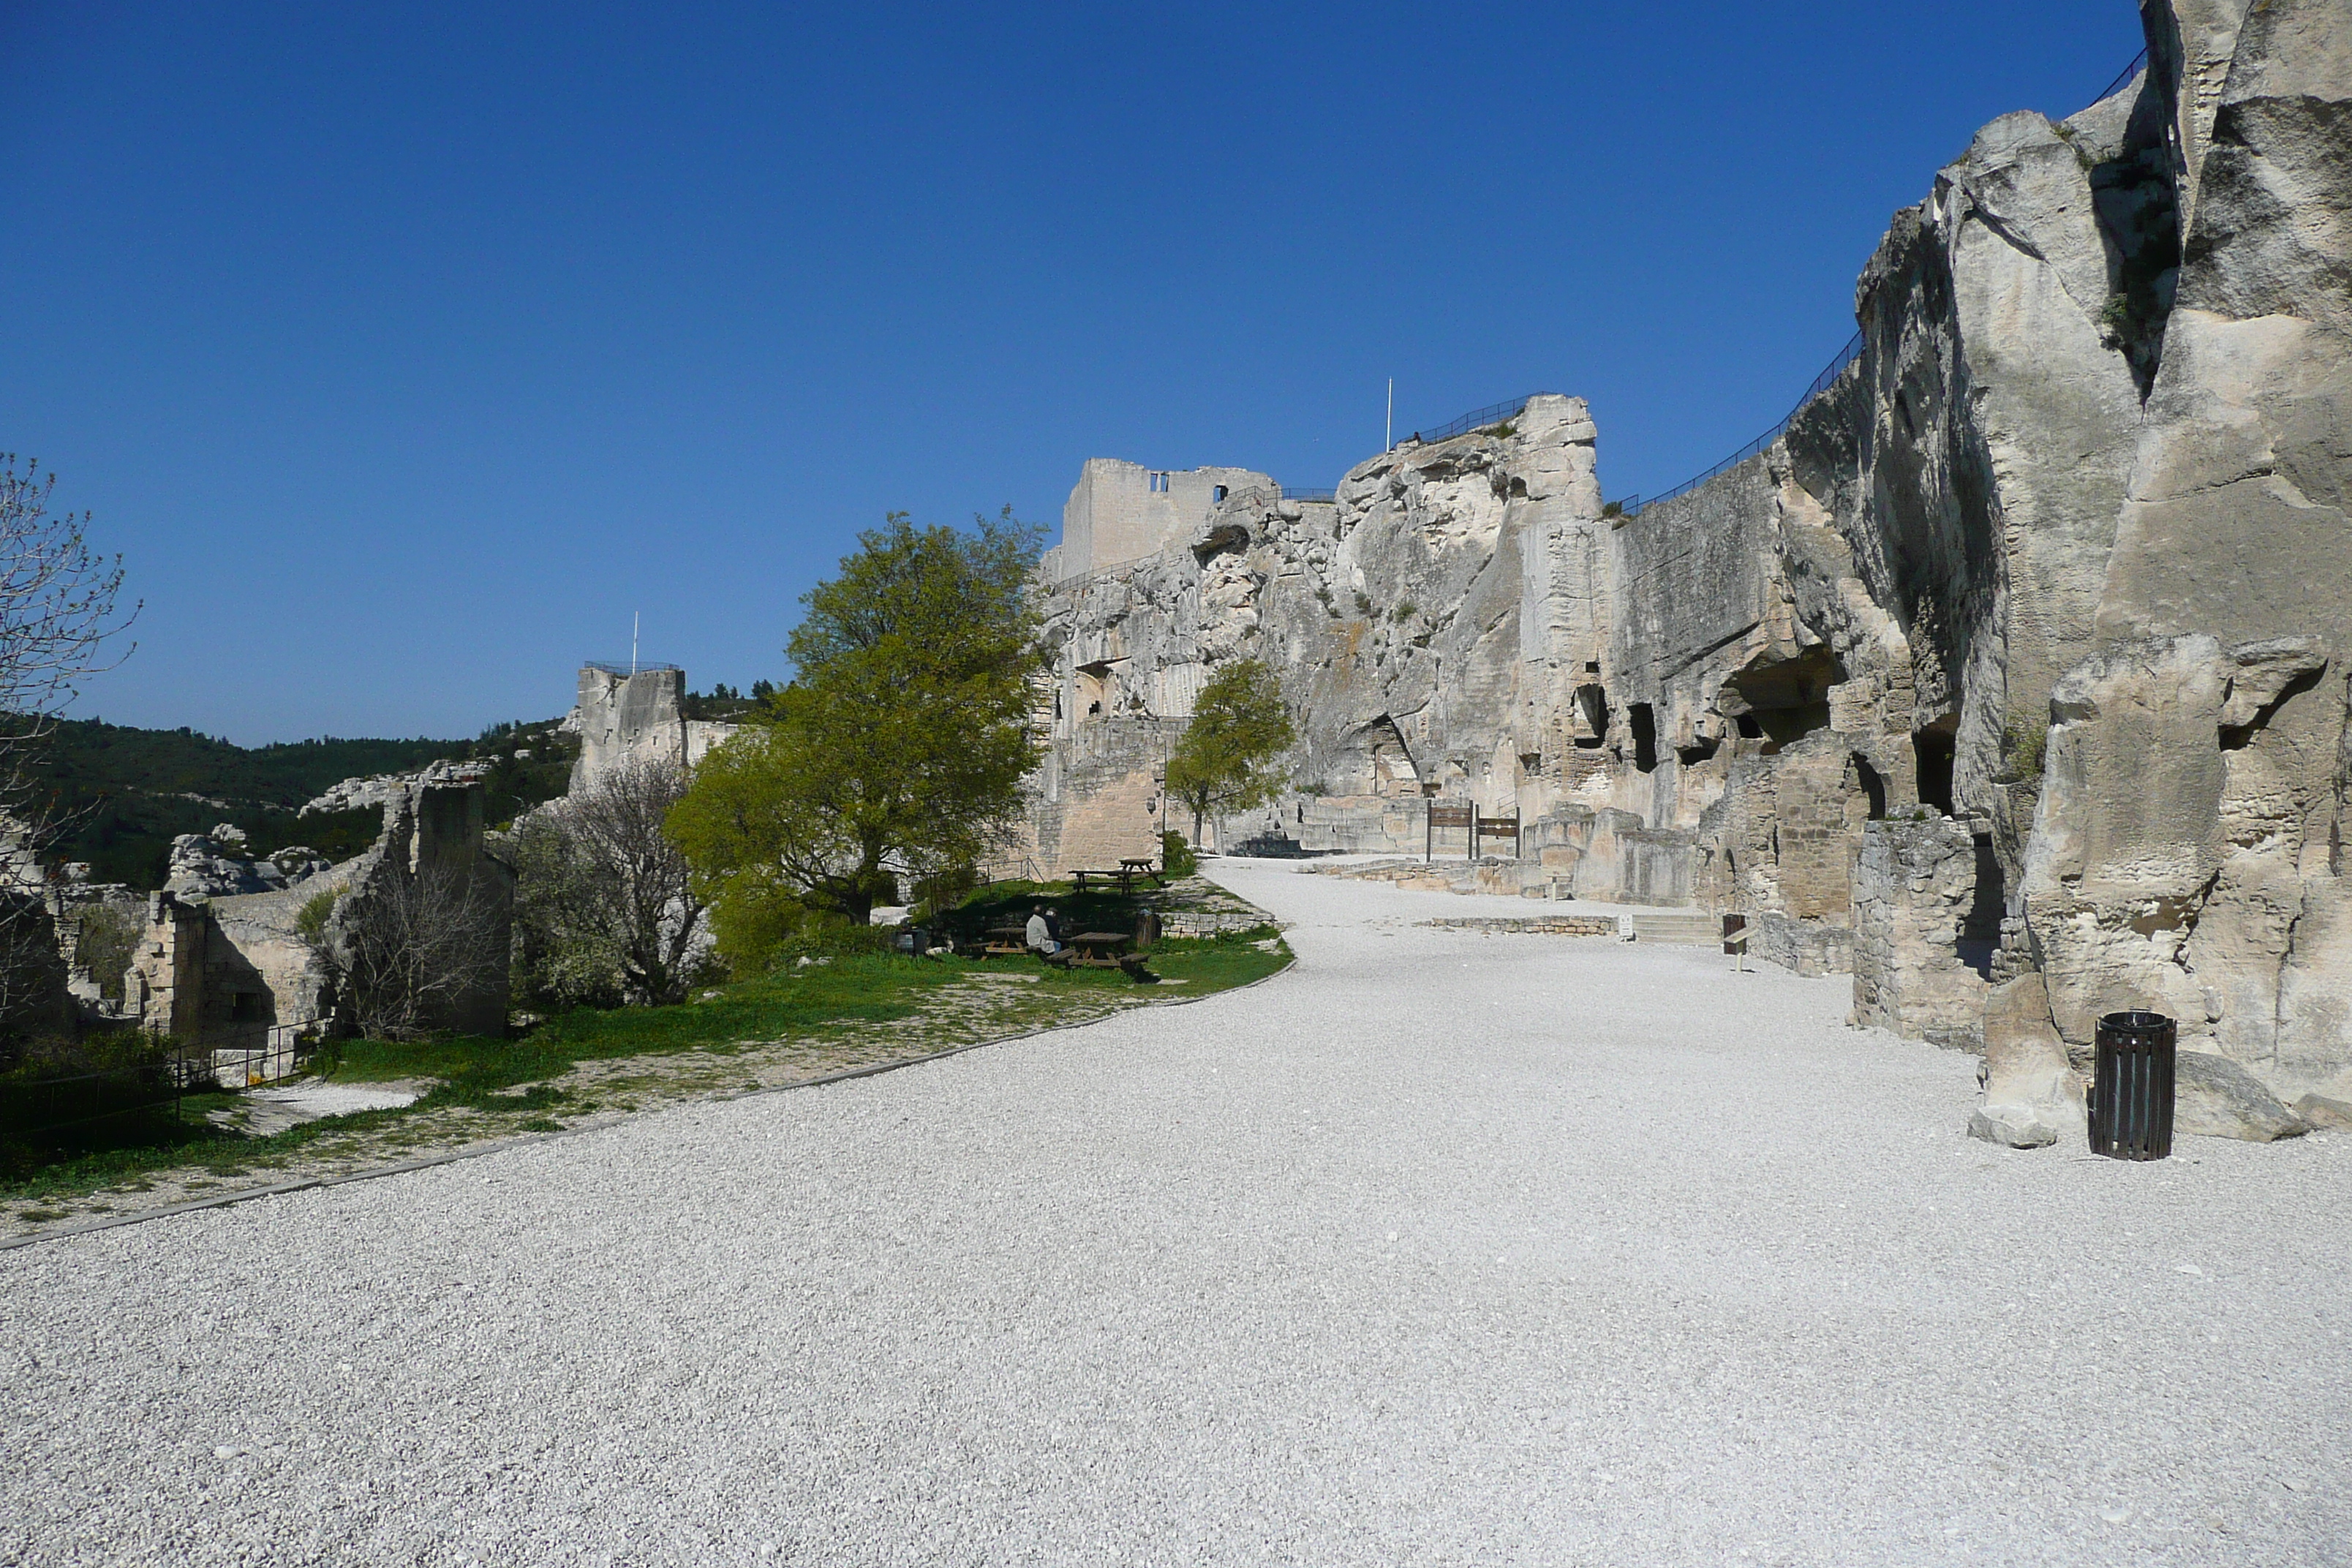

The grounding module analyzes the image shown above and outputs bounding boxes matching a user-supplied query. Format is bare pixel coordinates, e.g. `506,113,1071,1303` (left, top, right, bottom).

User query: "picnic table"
1064,930,1140,970
974,921,1030,958
1070,859,1165,895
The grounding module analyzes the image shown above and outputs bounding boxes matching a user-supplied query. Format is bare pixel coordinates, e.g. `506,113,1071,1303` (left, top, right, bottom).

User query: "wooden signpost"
1477,810,1523,859
1427,803,1523,862
1426,802,1474,862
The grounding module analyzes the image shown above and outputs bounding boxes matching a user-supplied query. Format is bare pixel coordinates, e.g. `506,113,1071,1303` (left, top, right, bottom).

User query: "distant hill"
25,717,578,889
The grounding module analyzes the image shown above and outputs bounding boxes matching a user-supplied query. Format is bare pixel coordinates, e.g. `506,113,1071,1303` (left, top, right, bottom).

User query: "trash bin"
2089,1010,2176,1161
1135,908,1161,951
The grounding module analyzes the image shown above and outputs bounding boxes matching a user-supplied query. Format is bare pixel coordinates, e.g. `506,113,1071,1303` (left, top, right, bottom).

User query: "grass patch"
2,918,1290,1209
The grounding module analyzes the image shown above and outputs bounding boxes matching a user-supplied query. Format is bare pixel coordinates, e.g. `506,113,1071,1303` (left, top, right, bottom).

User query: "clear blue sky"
2,1,2144,743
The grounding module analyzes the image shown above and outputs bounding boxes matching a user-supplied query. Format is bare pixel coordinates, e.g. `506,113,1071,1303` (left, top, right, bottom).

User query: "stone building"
567,664,739,793
1022,0,2352,1131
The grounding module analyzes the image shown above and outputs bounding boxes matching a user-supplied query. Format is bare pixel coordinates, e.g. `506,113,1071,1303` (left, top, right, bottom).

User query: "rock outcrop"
163,829,335,898
1021,0,2351,1131
2027,0,2352,1108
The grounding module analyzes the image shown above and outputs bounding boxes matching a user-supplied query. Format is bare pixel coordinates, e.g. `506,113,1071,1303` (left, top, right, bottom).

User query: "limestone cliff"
1024,0,2351,1109
2027,0,2352,1101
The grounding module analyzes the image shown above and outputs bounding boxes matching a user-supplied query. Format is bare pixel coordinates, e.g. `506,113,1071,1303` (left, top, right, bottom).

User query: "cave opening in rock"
1678,735,1721,767
1961,832,2005,977
1727,645,1843,755
1913,717,1957,814
1573,683,1610,748
1852,753,1887,820
1630,703,1658,773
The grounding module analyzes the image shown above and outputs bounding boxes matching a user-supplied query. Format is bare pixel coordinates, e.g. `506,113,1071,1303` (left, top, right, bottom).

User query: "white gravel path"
5,862,2348,1566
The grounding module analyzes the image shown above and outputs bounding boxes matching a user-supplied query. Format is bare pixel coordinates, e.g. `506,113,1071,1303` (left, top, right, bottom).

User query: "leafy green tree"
1164,659,1296,848
668,510,1044,947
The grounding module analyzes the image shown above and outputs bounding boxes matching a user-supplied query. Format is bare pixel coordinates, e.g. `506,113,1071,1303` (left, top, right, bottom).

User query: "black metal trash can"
2089,1010,2176,1161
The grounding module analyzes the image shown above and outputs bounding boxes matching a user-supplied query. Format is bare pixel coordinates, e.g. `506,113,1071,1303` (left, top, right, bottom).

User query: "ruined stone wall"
1018,717,1169,876
1054,459,1276,582
568,666,736,794
124,778,513,1044
1851,818,1991,1050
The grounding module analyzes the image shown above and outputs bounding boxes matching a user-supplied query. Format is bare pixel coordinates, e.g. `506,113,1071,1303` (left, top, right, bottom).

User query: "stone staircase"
1627,912,1720,946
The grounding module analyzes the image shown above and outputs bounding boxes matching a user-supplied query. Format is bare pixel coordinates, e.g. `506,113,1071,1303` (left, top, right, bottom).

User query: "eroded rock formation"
1022,0,2351,1129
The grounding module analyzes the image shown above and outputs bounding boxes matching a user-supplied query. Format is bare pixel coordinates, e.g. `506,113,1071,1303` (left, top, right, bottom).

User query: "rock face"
2027,0,2352,1110
162,834,336,899
1020,0,2350,1123
1968,974,2086,1148
2174,1049,2310,1142
301,759,490,818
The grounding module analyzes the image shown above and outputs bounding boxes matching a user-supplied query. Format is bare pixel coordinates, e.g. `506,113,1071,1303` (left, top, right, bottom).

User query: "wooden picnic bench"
1065,930,1152,975
974,921,1030,958
1070,860,1165,895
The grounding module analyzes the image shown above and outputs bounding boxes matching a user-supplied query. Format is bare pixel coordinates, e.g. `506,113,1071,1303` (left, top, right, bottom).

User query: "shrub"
1161,831,1197,879
1999,720,2049,782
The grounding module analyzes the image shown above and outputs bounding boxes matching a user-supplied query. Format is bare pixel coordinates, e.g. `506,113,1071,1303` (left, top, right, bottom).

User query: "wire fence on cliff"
1610,47,2152,522
1614,331,1863,519
1401,394,1544,448
583,660,684,678
2095,46,2150,105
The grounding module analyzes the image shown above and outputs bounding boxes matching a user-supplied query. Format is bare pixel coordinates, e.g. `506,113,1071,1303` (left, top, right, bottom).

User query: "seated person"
1025,905,1064,958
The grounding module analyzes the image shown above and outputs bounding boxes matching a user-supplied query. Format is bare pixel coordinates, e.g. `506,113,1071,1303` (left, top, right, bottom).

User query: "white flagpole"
632,612,639,676
1386,378,1393,451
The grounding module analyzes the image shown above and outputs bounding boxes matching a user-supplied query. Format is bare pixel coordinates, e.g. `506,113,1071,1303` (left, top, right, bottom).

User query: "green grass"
3,929,1289,1207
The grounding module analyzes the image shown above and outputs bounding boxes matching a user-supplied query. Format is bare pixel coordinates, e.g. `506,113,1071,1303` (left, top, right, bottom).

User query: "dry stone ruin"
1019,0,2352,1141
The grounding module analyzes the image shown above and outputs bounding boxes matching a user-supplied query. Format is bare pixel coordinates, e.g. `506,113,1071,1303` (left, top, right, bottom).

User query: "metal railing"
2094,46,2149,106
1611,48,2150,521
1278,486,1338,504
583,660,683,677
1,1059,186,1139
1616,331,1863,519
1398,394,1545,448
1,1023,324,1142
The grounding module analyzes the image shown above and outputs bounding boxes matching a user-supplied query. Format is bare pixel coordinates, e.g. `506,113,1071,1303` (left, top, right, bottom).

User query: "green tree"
1164,659,1296,848
668,510,1044,949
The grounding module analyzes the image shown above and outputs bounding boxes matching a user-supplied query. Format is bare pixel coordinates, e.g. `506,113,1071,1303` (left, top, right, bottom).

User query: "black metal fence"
1279,485,1338,504
1403,394,1544,448
583,660,684,678
1616,331,1863,518
1611,48,2152,521
2095,46,2150,106
1,1024,319,1144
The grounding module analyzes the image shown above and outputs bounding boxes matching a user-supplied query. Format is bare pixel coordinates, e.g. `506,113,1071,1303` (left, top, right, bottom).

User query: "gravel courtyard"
5,862,2348,1565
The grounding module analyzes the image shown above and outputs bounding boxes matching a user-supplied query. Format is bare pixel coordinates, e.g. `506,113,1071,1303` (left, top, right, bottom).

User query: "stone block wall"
1021,717,1170,876
1851,818,1990,1049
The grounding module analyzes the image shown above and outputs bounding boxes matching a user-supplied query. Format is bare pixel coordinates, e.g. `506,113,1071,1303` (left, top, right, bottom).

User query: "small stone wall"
1420,916,1618,936
1749,911,1854,977
1850,817,1989,1049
